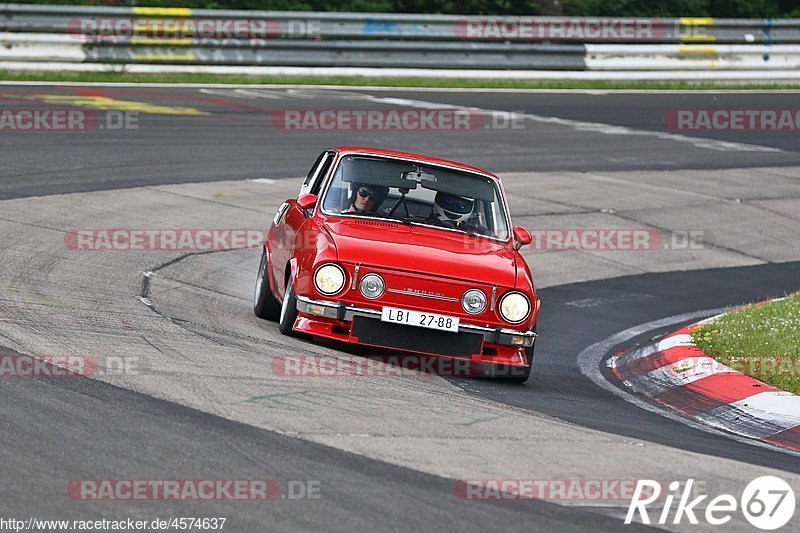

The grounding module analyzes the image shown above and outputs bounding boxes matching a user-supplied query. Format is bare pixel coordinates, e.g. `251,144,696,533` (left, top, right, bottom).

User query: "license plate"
380,307,460,333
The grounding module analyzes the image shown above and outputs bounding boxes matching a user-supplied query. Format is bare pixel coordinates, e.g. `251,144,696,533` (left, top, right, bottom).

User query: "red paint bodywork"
264,147,540,369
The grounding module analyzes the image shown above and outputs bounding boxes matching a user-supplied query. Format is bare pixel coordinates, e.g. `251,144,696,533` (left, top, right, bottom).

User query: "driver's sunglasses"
358,188,378,201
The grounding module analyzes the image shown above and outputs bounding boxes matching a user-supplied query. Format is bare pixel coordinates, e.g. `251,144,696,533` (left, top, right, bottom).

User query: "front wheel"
278,275,300,336
492,343,534,384
253,249,281,321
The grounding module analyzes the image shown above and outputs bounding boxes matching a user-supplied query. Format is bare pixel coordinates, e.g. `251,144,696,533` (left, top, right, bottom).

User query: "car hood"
322,218,517,286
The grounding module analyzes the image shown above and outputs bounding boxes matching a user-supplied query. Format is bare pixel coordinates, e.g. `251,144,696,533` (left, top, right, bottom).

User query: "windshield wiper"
388,215,488,238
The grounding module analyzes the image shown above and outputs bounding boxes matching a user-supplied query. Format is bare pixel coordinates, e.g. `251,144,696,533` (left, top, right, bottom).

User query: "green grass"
2,70,800,90
692,292,800,394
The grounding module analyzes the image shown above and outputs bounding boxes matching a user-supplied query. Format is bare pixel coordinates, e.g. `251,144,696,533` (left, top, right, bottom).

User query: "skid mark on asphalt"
193,85,791,154
244,390,317,404
240,386,516,427
199,88,287,100
566,293,655,308
0,92,210,115
452,414,508,426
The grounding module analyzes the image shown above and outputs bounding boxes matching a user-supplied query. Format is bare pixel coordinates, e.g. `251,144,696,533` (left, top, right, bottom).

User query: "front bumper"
295,295,536,348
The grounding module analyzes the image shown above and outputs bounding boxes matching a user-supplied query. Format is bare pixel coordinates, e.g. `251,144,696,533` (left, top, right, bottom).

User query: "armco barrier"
0,3,799,73
2,4,800,44
0,33,587,69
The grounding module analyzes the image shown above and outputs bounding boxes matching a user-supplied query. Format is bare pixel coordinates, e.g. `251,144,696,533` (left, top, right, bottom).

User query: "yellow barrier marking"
680,35,717,42
132,7,192,17
10,94,209,116
132,54,197,62
131,38,193,46
679,18,715,43
134,22,199,31
678,47,718,54
680,17,714,25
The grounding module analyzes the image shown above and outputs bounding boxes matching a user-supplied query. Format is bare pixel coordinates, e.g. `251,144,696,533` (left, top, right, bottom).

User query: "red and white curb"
609,314,800,453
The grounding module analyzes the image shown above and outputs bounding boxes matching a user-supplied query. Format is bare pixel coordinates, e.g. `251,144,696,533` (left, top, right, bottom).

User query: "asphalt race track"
1,85,799,532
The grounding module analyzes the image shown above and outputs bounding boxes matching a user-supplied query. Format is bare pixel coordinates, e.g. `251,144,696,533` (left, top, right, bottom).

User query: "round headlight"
314,264,346,296
359,274,385,300
461,289,487,315
499,292,530,324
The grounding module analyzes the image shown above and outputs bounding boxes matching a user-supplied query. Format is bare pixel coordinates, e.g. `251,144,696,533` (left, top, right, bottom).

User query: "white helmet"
433,192,474,224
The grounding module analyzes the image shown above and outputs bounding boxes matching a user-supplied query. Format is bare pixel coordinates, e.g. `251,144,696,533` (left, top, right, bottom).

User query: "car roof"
331,146,499,182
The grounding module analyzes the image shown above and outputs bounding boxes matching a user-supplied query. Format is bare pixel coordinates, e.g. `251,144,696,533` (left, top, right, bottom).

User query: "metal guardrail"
1,3,799,71
2,4,800,43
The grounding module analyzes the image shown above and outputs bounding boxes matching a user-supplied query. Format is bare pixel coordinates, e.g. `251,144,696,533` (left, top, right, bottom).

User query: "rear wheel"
253,249,281,321
278,274,300,336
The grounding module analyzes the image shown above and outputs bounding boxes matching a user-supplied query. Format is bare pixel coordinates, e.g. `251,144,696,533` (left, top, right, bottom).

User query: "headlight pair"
314,264,386,299
462,289,530,324
315,264,529,324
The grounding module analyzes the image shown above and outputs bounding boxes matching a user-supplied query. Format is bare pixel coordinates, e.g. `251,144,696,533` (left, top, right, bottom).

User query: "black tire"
253,249,281,321
278,274,300,336
492,344,534,383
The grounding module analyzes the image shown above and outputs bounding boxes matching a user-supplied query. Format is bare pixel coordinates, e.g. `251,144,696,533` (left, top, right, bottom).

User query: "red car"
254,147,539,382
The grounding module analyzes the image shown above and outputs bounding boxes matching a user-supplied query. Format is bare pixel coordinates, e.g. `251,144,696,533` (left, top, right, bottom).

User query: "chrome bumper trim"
295,295,536,347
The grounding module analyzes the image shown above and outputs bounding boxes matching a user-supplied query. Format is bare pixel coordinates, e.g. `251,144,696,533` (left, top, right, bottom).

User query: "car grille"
351,316,483,357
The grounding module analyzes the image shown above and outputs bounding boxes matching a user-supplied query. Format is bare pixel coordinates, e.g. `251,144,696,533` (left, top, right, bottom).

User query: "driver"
343,182,389,214
428,192,480,231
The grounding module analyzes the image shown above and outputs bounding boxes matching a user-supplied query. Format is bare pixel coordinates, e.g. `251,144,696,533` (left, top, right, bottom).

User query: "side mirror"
297,193,318,214
513,225,532,251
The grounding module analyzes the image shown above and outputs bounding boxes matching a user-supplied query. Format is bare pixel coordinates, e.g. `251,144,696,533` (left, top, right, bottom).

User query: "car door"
269,150,336,297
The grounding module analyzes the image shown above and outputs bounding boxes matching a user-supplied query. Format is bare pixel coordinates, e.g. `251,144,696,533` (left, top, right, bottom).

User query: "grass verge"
692,292,800,395
2,70,800,90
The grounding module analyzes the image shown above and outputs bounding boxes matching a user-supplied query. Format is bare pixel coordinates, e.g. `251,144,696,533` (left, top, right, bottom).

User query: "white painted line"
695,312,726,325
4,61,800,81
692,391,800,440
251,178,276,185
365,95,781,153
629,356,737,396
656,334,695,352
726,391,800,431
617,333,695,364
2,81,800,94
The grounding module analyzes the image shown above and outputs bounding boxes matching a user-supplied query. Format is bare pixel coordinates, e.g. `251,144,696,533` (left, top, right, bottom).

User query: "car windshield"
321,155,510,240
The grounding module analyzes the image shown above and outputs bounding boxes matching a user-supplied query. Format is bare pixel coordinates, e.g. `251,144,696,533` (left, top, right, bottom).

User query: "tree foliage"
13,0,800,17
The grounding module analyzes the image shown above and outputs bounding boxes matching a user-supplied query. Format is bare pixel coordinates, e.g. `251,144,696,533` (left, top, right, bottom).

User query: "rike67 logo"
626,476,795,530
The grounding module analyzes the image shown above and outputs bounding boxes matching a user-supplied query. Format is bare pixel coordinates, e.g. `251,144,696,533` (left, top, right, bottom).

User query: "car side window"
299,151,334,198
310,152,335,196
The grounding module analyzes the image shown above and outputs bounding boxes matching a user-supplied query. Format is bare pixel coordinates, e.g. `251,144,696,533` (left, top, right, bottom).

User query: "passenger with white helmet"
428,191,480,230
